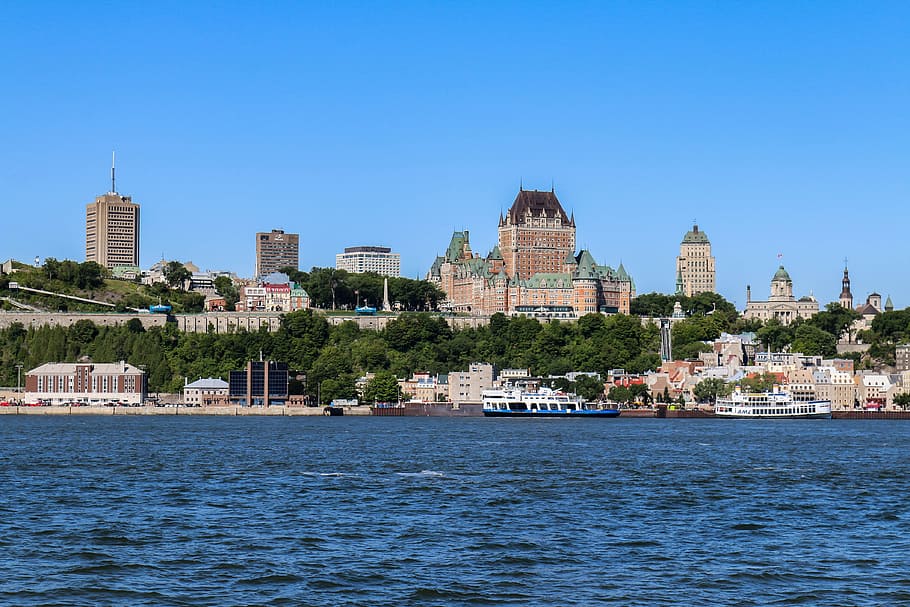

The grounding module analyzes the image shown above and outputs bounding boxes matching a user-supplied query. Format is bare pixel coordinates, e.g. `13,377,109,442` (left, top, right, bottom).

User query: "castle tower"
675,224,716,297
498,188,575,280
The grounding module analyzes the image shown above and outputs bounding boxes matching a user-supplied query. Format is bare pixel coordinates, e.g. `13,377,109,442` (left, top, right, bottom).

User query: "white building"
336,246,401,277
183,377,229,406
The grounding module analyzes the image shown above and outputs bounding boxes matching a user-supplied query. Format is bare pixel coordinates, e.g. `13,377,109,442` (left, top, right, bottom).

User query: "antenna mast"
111,151,116,193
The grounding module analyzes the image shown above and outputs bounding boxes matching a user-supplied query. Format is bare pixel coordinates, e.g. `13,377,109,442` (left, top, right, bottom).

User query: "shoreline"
0,405,373,416
3,404,910,419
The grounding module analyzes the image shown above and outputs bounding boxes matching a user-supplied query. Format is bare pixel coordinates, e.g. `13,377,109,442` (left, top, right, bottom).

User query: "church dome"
773,265,791,282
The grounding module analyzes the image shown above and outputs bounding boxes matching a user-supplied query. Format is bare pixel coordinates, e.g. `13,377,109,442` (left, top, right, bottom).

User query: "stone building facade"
675,224,716,297
427,189,634,318
742,265,819,325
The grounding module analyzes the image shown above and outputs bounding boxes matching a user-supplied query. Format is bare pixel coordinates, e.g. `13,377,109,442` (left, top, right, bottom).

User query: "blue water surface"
1,416,908,606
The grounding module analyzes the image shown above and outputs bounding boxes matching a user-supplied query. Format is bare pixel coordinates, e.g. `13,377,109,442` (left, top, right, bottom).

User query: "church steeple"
839,263,853,310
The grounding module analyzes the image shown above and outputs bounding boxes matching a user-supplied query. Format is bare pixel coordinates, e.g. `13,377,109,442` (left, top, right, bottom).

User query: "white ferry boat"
714,387,831,419
482,386,620,418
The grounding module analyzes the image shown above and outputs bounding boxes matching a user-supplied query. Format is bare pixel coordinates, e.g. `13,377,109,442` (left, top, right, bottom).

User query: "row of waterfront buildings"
13,337,910,411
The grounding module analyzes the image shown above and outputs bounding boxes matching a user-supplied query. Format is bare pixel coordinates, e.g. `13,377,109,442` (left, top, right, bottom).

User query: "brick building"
25,361,146,405
427,188,634,317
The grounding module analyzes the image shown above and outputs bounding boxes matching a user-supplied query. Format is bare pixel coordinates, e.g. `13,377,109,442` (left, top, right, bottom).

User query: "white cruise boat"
482,386,620,418
715,387,831,419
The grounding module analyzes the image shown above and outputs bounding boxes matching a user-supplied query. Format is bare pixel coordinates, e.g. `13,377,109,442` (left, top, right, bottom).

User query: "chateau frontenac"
427,189,634,318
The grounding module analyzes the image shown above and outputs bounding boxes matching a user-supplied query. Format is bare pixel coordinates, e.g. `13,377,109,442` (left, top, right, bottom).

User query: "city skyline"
1,3,907,308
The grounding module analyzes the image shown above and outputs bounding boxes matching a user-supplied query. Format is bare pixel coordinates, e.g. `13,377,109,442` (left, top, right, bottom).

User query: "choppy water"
1,417,909,606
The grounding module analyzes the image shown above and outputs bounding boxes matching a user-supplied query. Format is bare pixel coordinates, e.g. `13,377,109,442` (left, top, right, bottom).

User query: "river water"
1,416,908,606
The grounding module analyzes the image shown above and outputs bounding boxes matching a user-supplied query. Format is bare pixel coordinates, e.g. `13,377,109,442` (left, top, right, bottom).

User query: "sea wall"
0,405,373,416
0,311,491,333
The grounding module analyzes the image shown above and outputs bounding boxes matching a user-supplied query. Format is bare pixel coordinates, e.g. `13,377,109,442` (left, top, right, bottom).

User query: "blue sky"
2,2,907,310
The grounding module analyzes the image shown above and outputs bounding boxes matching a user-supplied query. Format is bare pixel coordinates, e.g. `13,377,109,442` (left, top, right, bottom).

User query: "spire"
840,262,853,308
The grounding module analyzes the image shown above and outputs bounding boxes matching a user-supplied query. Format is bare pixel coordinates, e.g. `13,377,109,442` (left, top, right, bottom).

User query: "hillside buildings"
336,246,401,277
742,265,819,325
85,159,140,270
255,229,299,278
235,272,309,312
836,265,893,343
427,188,634,318
675,224,715,296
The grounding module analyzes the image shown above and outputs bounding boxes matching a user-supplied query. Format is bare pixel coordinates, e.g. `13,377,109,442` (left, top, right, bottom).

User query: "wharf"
371,402,484,417
832,410,910,420
0,405,373,416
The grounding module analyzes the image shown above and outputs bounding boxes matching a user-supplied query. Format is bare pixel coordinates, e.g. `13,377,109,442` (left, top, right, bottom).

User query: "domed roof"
772,265,791,282
681,224,710,244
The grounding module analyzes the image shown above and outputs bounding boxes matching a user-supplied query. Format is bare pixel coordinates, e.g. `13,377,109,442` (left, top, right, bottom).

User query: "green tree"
70,319,99,346
164,261,191,289
607,385,632,404
214,275,239,311
893,393,910,411
629,383,652,404
791,323,837,357
756,319,794,352
574,375,605,402
693,377,731,403
363,370,401,404
809,303,861,342
319,375,358,405
739,372,778,393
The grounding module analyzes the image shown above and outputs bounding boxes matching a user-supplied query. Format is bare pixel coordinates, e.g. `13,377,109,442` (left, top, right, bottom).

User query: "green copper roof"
772,265,792,282
445,231,469,262
574,250,598,279
564,250,578,265
616,262,630,281
524,273,572,288
487,245,503,261
886,295,894,310
682,224,710,244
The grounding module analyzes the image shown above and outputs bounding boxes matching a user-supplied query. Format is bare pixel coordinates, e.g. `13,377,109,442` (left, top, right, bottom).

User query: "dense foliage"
281,267,444,311
0,311,664,400
1,278,906,402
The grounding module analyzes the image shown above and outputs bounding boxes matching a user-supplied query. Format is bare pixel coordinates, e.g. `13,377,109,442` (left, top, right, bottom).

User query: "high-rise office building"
335,246,401,277
675,224,715,297
255,229,299,277
86,154,140,269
